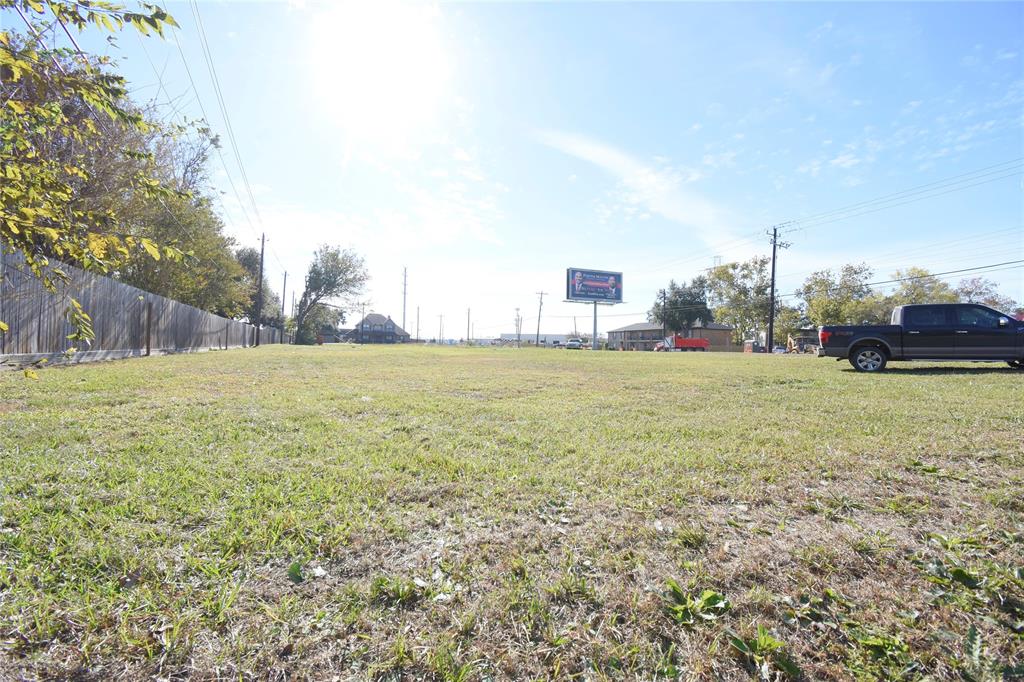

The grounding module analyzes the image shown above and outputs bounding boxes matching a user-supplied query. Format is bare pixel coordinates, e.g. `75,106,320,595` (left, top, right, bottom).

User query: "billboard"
566,268,623,303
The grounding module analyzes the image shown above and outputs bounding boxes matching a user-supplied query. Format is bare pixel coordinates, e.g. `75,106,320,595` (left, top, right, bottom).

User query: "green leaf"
966,625,982,667
287,562,304,584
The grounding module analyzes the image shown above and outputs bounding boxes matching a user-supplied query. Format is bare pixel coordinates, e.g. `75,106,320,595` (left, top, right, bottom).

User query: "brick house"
345,313,411,344
607,320,735,351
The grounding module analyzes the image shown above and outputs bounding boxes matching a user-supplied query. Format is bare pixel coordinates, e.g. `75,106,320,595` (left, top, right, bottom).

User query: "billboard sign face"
566,268,623,303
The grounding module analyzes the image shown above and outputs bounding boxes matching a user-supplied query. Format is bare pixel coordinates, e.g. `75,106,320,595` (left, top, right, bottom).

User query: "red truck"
654,335,710,352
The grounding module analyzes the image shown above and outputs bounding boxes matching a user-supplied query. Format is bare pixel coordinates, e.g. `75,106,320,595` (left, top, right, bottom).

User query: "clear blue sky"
9,1,1023,337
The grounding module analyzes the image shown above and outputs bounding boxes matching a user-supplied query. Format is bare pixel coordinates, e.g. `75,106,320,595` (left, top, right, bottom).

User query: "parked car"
817,303,1024,372
772,345,787,354
566,338,583,350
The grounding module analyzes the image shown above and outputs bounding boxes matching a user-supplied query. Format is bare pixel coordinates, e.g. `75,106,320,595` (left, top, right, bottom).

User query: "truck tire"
1009,360,1023,369
849,346,888,372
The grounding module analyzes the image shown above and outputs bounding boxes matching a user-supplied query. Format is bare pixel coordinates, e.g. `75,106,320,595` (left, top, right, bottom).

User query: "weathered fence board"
0,252,288,365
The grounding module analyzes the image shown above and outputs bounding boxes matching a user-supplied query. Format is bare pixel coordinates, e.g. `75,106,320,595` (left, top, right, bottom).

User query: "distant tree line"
651,257,1021,343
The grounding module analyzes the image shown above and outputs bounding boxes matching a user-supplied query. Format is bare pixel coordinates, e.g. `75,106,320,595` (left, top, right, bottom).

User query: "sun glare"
308,1,452,153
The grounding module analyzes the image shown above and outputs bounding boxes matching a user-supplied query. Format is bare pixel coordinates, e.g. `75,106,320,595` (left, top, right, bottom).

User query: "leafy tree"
955,276,1018,313
649,277,714,333
236,246,283,327
0,0,179,338
115,195,250,317
774,304,809,340
888,268,957,306
294,245,368,344
797,263,875,326
706,256,772,343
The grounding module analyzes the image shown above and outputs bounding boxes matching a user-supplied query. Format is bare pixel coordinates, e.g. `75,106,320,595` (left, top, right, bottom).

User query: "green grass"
1,345,1022,679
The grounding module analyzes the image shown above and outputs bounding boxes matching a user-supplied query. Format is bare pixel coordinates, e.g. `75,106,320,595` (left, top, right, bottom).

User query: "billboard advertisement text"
566,268,623,303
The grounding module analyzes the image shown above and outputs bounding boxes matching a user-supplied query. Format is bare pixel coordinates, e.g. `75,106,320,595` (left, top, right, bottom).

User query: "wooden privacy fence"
0,252,289,365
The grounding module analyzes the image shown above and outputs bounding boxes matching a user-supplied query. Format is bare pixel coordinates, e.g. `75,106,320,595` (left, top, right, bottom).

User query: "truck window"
956,306,1001,328
905,306,949,326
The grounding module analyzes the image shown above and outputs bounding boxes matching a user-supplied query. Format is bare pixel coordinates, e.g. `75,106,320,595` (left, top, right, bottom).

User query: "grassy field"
1,345,1021,680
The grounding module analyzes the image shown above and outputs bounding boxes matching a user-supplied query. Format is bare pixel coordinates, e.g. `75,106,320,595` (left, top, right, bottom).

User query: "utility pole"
535,291,546,346
291,292,296,318
279,270,287,344
402,267,407,332
416,306,420,342
438,315,444,344
766,225,791,351
255,233,265,346
466,308,471,344
661,288,667,339
280,271,287,319
515,307,521,347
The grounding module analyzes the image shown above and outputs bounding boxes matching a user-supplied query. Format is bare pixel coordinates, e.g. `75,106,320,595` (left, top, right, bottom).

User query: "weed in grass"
726,624,801,680
850,530,896,559
547,572,598,606
663,579,730,626
670,523,708,551
845,628,919,681
369,576,421,608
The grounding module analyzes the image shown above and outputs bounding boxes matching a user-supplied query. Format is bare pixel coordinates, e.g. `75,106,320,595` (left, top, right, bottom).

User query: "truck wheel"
1009,360,1023,369
849,346,887,372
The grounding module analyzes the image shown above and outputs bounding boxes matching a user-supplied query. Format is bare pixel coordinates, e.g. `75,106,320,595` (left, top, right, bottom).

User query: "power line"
777,259,1024,299
781,158,1023,231
188,0,261,225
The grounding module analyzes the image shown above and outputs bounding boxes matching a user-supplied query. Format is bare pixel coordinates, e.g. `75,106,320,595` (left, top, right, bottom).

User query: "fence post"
145,301,152,357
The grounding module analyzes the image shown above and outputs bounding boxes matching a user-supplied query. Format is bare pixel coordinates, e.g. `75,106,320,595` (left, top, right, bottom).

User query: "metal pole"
416,306,420,341
402,267,407,331
466,308,470,344
592,301,598,350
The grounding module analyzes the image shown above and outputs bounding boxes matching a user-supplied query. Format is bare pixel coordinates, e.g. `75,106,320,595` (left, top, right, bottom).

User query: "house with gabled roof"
345,313,411,344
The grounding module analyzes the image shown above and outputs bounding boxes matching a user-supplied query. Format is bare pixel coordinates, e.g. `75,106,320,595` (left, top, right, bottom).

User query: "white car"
566,338,583,349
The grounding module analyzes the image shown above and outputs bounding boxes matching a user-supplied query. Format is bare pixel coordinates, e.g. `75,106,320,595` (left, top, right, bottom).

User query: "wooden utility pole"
766,225,791,351
280,271,287,319
535,291,546,346
661,288,667,339
416,306,420,341
466,308,471,344
402,267,408,332
255,233,265,346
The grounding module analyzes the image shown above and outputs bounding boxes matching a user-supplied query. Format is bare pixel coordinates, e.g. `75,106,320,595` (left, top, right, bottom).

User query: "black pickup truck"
818,303,1024,372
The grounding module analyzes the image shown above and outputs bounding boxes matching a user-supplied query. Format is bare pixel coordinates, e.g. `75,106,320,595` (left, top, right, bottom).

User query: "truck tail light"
819,329,832,346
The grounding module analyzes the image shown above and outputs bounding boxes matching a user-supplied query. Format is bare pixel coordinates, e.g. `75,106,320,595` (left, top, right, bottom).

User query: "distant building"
607,320,735,351
345,313,410,344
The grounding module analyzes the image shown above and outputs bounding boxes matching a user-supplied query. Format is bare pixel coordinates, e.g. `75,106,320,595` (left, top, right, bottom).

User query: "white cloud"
535,130,736,246
829,153,861,169
702,151,737,169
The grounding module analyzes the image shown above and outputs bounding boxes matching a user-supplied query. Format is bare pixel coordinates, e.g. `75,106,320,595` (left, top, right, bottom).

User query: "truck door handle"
907,330,920,334
956,330,968,334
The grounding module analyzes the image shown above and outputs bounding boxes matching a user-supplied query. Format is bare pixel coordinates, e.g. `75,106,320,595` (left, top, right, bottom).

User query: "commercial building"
607,320,735,351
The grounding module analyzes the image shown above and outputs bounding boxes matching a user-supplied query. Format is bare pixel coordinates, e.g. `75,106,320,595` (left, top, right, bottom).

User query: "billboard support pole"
592,301,598,350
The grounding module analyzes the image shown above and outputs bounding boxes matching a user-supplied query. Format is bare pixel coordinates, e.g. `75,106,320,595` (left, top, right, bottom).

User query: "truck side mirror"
999,317,1010,327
